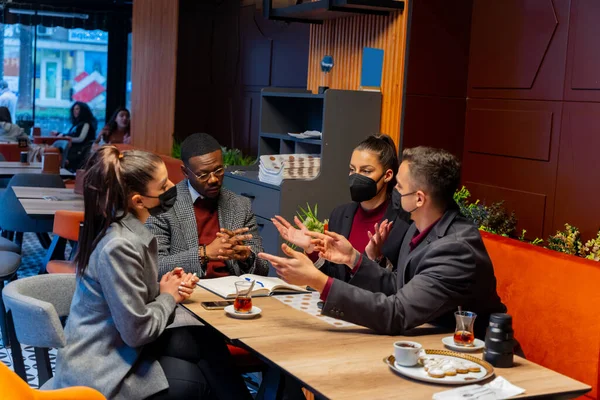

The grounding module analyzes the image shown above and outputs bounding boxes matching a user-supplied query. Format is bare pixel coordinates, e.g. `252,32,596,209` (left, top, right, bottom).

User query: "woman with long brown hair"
94,107,131,147
53,146,251,399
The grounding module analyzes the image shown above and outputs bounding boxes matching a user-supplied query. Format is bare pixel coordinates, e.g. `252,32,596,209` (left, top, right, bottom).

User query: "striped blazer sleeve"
218,190,270,276
145,211,203,277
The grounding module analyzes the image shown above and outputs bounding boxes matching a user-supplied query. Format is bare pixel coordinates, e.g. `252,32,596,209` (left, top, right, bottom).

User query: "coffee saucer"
224,305,262,319
442,336,485,352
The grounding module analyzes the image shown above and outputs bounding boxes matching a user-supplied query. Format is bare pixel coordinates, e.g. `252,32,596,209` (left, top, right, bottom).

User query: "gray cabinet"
224,88,382,275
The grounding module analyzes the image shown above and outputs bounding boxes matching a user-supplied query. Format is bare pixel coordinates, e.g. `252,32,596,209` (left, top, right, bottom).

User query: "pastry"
467,363,481,373
441,363,457,376
428,368,445,378
456,363,469,374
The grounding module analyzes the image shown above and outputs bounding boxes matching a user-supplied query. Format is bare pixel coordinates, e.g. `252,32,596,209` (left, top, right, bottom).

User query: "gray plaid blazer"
146,180,269,277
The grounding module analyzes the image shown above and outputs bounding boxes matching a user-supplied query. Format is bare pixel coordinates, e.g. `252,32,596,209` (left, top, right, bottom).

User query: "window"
1,23,108,134
34,27,108,134
2,24,34,126
126,31,132,111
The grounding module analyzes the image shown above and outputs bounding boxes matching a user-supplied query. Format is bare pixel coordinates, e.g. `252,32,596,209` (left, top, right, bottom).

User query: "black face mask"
348,173,385,203
145,186,177,216
392,189,418,214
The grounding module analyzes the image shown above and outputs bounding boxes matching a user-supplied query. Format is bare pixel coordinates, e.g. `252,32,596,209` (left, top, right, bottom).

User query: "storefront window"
1,23,108,134
34,27,108,134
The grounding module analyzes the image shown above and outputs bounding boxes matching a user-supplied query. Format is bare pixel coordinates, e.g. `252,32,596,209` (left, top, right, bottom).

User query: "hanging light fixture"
9,9,89,20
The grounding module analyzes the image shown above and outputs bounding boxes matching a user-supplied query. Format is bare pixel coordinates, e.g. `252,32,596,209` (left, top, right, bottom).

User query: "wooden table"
0,162,74,178
183,289,590,400
12,186,83,216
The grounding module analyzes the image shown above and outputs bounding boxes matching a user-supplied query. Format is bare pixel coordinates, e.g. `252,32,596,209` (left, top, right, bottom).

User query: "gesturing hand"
271,215,315,253
258,244,328,291
365,219,394,261
305,230,359,268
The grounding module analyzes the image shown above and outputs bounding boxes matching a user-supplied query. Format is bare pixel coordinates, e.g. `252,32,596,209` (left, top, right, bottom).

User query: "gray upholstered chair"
0,173,66,250
2,273,75,386
0,251,22,348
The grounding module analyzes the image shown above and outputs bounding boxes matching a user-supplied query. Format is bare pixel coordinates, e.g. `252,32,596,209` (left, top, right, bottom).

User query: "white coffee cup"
394,340,422,367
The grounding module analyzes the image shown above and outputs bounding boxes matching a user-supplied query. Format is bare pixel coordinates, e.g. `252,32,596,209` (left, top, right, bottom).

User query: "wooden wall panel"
468,0,570,101
462,99,563,240
555,102,600,240
130,0,179,155
174,2,308,155
405,0,472,98
307,10,410,143
401,0,472,159
402,96,466,159
465,109,553,161
564,0,600,102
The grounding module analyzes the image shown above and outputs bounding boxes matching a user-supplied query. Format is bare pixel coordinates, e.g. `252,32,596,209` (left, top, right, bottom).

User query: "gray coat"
53,213,177,399
146,180,269,277
323,207,507,337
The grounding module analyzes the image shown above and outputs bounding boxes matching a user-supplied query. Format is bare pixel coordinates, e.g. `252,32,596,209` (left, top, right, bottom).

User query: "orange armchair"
113,144,185,184
43,210,84,274
0,362,105,400
0,143,28,161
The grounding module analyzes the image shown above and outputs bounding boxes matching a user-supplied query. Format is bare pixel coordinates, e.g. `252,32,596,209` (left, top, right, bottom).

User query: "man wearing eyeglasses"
146,133,270,278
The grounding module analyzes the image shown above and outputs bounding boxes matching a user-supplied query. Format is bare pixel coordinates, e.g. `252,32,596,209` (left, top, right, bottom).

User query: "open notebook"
197,274,308,299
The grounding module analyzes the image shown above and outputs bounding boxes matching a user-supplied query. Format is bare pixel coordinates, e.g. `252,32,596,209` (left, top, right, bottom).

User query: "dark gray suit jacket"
146,180,269,277
322,207,507,337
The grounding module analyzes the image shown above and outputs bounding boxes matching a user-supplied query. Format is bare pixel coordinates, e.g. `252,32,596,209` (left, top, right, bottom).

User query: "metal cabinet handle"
240,192,256,199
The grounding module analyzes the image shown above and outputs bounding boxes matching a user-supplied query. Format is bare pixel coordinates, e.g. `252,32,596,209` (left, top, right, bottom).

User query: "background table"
183,288,590,400
12,186,83,216
0,162,74,178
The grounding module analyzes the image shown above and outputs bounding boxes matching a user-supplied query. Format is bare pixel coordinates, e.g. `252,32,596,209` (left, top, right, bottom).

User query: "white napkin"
432,377,525,400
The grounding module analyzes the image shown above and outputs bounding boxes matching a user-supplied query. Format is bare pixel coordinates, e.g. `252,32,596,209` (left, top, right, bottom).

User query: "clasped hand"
159,267,199,303
205,227,253,261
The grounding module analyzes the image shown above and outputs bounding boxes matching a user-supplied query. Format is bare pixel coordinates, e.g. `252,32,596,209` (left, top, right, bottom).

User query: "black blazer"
320,198,411,282
322,206,507,337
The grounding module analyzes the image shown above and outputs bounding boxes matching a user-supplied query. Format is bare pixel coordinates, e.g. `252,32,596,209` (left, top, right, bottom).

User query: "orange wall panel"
307,9,409,144
130,0,179,155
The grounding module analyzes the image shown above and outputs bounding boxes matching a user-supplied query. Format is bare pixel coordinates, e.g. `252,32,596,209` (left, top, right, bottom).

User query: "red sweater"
193,198,230,279
347,201,388,254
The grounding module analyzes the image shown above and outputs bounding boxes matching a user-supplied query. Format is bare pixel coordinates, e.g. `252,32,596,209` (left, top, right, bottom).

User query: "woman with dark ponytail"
53,146,252,400
272,134,411,281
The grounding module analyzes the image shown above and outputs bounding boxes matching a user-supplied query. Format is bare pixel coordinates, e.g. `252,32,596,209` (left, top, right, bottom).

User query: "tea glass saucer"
442,336,485,352
224,305,262,319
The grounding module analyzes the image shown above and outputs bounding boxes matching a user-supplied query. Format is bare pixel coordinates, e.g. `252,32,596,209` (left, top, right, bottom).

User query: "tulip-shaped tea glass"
234,281,253,313
454,311,477,346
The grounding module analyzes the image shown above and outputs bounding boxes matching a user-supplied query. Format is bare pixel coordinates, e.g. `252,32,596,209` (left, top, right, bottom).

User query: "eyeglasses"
186,166,225,182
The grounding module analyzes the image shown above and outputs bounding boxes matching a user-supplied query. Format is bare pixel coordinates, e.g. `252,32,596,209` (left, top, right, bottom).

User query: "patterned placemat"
273,291,358,328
